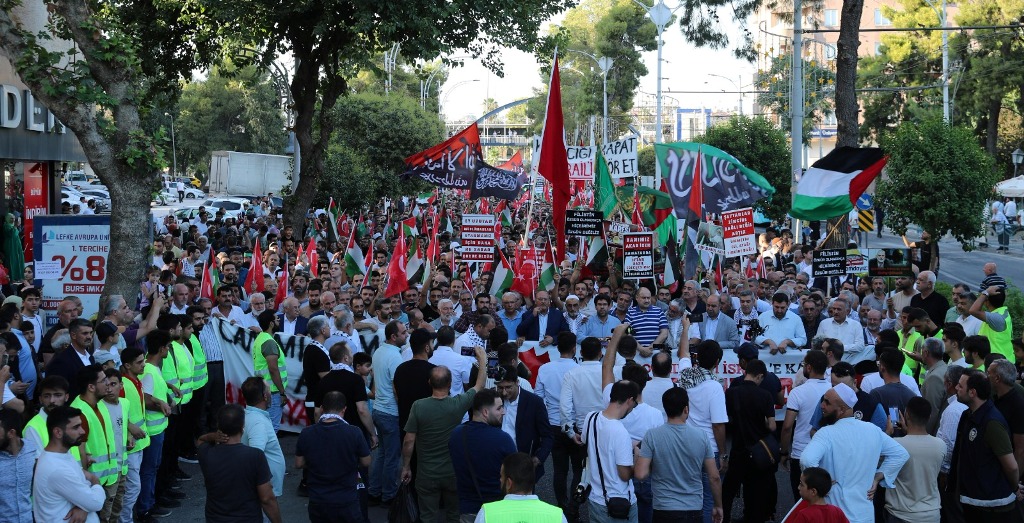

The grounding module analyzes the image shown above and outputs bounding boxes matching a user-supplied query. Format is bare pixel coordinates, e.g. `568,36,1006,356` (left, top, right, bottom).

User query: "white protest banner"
460,214,496,262
34,215,111,327
695,221,725,256
622,232,654,279
566,145,596,182
721,208,757,257
600,136,639,179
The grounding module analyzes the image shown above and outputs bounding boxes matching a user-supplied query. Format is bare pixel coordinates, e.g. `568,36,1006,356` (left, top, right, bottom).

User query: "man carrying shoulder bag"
581,380,639,523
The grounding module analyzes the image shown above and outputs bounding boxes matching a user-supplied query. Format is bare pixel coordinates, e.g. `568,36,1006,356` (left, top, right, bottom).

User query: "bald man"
698,295,739,350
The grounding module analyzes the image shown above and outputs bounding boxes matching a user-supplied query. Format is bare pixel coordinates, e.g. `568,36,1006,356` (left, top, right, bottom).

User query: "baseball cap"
2,295,21,308
734,342,759,361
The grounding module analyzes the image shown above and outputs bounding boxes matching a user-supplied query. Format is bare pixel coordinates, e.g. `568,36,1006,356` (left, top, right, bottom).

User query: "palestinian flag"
790,147,887,221
595,152,618,219
490,248,515,297
402,216,418,238
406,237,423,282
344,227,366,278
200,250,220,300
495,200,513,228
539,247,556,292
439,208,455,235
584,233,608,277
326,198,341,242
615,183,676,244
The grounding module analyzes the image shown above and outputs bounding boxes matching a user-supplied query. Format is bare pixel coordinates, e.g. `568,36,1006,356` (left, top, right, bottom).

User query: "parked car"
201,197,250,219
76,188,111,213
162,181,205,200
152,188,179,206
64,170,102,188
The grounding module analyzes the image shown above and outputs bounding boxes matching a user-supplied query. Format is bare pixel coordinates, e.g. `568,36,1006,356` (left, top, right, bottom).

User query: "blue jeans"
139,432,164,514
635,478,653,523
588,499,638,523
368,410,400,501
700,452,720,523
268,392,282,433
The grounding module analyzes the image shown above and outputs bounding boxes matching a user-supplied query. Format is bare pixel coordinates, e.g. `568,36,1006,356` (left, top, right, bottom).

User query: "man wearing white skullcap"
800,384,910,523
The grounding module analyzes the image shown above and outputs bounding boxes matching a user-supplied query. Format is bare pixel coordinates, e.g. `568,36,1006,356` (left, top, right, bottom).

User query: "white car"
201,197,249,219
163,181,205,200
77,188,112,212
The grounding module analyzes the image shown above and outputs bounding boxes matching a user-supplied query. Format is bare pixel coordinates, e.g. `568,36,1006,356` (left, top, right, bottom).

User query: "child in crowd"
785,467,850,523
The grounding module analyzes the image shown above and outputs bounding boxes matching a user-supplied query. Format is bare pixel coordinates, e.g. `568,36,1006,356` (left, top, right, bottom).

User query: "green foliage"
755,55,835,141
526,0,659,142
320,93,445,212
694,116,791,222
174,63,287,177
638,145,657,178
1005,281,1024,338
877,118,998,247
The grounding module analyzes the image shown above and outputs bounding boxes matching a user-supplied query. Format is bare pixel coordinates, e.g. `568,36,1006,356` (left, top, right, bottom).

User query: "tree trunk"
105,170,155,308
985,100,1000,155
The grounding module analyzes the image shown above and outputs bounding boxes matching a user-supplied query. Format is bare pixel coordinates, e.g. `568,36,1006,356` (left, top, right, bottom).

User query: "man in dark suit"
516,290,569,348
275,297,308,335
44,319,95,398
495,366,553,479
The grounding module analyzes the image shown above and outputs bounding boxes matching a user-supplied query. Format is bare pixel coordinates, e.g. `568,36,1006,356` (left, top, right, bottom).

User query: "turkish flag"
244,239,265,295
510,247,539,300
518,345,551,387
535,54,571,265
384,227,409,298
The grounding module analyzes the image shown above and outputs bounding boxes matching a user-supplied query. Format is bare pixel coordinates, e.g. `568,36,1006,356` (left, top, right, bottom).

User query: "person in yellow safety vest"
177,306,210,465
905,308,943,385
119,346,150,523
70,364,119,494
477,452,566,523
23,375,82,462
253,310,288,433
139,331,175,520
155,315,185,410
969,285,1015,363
101,367,140,523
164,315,195,406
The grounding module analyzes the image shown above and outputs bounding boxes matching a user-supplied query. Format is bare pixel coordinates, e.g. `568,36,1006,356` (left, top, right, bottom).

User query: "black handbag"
747,433,781,472
588,412,632,520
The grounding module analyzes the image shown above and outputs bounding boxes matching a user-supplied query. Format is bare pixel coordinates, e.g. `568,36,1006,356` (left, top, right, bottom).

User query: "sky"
441,11,759,123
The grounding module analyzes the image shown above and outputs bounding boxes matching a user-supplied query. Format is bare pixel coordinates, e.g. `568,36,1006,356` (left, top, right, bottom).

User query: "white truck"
207,151,292,196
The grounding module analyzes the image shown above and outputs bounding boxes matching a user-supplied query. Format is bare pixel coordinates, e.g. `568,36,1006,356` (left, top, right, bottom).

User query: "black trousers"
156,414,178,496
178,383,206,456
722,451,775,523
788,458,801,503
203,362,225,432
550,425,586,508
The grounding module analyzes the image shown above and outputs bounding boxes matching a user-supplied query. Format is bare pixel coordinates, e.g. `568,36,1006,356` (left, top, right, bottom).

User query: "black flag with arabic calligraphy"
469,160,529,200
401,123,480,189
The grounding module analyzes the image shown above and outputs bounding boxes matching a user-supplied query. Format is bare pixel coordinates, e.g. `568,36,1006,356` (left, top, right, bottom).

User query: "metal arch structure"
474,98,532,124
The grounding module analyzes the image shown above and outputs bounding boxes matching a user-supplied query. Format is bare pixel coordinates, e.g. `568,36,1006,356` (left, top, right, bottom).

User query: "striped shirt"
981,273,1007,291
624,306,668,345
199,318,225,362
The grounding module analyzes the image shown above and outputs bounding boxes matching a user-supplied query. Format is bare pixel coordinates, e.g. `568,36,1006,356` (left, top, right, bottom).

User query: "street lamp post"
164,112,177,179
707,73,743,116
923,0,949,122
564,49,614,143
439,79,480,120
1013,148,1023,176
632,0,674,146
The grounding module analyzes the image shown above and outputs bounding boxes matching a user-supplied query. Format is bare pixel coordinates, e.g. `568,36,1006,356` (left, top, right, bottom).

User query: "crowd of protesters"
0,190,1022,523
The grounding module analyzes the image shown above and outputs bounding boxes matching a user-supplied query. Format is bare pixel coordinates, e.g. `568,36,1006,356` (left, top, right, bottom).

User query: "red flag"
199,254,214,301
244,240,265,294
517,346,551,387
384,228,409,298
632,190,644,228
305,237,319,277
510,247,539,300
295,243,305,269
274,270,289,309
690,146,704,218
498,151,525,174
463,263,474,295
536,53,571,265
478,199,490,214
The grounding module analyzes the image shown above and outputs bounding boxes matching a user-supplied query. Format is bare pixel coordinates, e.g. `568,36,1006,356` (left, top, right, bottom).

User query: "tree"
755,55,835,141
696,116,791,222
175,63,287,178
320,93,446,213
211,0,572,234
0,0,208,305
877,118,997,268
525,0,660,142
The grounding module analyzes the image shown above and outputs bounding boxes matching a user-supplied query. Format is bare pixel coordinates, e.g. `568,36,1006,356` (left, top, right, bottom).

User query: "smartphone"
486,357,500,379
889,407,899,422
460,347,474,357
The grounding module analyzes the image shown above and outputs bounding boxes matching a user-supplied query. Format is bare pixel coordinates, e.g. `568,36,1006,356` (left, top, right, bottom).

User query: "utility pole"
791,0,804,243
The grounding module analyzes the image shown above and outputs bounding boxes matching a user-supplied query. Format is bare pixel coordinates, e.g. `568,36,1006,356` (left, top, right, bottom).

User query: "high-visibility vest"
104,397,131,476
143,362,169,437
164,340,194,405
25,413,82,462
481,498,564,523
252,331,288,393
189,333,209,388
980,306,1015,363
121,375,150,455
898,330,922,376
70,397,118,486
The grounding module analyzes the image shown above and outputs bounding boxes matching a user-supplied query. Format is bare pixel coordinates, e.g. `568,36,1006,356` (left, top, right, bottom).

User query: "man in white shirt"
754,292,806,355
580,381,639,522
780,350,833,501
211,285,247,325
954,292,983,336
677,340,728,523
643,352,675,419
535,332,582,509
560,338,604,444
33,405,106,523
428,327,474,395
169,284,191,315
239,292,267,333
816,296,865,361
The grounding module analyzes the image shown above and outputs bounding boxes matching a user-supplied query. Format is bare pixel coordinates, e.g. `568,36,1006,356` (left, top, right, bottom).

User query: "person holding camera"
581,380,641,523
